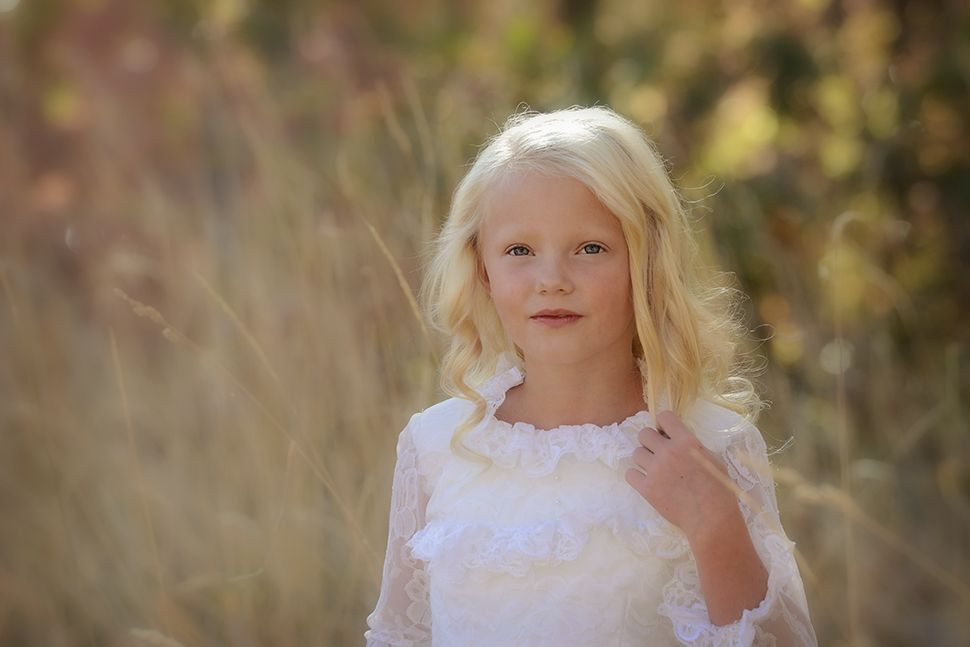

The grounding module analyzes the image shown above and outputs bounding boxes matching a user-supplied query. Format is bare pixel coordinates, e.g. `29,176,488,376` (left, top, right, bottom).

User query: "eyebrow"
486,223,618,242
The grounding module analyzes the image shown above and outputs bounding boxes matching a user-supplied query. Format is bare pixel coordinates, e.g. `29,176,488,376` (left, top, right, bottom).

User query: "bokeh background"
1,0,968,645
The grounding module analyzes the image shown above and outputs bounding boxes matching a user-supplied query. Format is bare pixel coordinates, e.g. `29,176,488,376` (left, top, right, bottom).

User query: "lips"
530,309,583,327
531,309,581,318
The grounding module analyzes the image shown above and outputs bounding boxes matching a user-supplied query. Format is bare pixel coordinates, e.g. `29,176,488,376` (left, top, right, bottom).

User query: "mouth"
530,314,583,327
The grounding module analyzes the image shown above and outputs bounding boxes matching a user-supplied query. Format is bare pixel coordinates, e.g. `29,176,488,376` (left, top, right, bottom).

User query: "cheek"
588,260,629,290
486,274,523,317
604,268,634,317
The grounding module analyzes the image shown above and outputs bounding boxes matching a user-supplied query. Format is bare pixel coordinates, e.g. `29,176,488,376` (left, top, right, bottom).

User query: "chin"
518,344,591,364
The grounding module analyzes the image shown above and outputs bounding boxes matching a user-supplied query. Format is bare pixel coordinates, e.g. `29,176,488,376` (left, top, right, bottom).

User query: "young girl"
364,106,817,646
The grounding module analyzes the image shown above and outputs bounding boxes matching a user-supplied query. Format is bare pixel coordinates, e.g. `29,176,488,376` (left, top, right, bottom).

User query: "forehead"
480,172,623,240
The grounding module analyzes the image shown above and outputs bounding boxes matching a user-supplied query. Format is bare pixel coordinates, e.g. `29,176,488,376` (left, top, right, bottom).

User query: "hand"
623,410,742,543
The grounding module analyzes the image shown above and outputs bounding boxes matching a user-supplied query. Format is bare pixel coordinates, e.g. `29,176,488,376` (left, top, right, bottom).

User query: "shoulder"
404,396,477,453
684,397,781,497
682,395,764,454
399,397,478,495
419,396,477,429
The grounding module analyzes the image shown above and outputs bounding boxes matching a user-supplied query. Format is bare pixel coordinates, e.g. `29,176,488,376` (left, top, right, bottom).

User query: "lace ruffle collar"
462,353,657,477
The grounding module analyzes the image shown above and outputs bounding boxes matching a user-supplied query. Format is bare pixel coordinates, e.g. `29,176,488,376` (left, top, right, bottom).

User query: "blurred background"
1,0,968,645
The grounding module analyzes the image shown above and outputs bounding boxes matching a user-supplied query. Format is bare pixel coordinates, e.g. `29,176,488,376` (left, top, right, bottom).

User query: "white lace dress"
364,356,818,646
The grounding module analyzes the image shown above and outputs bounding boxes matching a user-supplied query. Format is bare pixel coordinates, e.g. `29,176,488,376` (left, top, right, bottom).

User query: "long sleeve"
364,412,433,646
657,422,818,646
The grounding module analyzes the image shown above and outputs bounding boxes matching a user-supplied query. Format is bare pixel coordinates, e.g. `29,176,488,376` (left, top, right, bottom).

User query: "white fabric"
365,354,818,646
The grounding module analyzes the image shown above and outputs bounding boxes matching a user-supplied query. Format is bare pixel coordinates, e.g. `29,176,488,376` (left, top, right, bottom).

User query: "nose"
536,255,574,294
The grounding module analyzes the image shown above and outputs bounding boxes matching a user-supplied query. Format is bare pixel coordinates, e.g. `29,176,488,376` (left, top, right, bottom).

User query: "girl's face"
478,171,636,365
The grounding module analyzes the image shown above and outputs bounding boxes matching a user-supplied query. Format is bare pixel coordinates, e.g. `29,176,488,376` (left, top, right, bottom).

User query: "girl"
364,106,817,646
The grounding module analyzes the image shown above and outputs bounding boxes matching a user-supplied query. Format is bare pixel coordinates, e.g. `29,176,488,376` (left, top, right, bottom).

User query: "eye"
506,245,531,256
581,243,605,254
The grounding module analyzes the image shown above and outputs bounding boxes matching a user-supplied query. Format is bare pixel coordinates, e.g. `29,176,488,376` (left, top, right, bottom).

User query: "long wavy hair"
418,105,766,465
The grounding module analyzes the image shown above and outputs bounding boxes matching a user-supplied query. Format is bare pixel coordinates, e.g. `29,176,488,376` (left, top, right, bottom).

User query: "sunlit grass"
1,1,967,645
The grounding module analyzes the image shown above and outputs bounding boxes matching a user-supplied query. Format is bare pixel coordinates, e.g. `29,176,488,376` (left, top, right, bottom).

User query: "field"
1,1,968,645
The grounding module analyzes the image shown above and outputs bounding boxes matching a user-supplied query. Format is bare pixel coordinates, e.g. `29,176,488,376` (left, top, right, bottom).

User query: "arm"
364,413,433,646
688,509,769,626
657,423,818,646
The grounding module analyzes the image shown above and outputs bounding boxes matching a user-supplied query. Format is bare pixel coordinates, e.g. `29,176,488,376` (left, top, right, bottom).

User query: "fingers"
634,413,684,468
633,446,654,464
655,410,684,438
638,427,669,447
624,467,646,492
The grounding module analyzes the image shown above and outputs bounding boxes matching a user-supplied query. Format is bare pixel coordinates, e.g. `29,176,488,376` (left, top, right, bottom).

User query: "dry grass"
1,2,968,645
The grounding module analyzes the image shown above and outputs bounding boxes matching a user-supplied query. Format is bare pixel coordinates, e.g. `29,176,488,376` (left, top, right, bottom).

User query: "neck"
501,351,647,430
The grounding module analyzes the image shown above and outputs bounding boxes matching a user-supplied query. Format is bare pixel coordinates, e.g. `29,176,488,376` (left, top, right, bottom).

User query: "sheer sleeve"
364,412,433,646
657,422,818,646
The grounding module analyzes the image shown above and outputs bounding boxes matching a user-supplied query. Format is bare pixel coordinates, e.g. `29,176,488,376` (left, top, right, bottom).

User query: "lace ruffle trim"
406,507,688,577
462,410,653,477
657,525,797,646
465,355,655,477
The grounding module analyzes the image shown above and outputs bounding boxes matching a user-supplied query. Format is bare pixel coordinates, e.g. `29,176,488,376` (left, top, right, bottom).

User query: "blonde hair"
418,105,765,465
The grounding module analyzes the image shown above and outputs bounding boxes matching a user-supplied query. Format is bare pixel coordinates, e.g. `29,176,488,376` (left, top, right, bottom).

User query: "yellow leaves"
818,233,871,321
838,5,900,84
917,96,963,175
862,88,898,139
819,132,863,178
701,79,779,178
759,293,805,366
816,205,917,327
816,75,858,130
207,0,249,33
626,85,668,125
42,80,86,131
814,75,864,177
